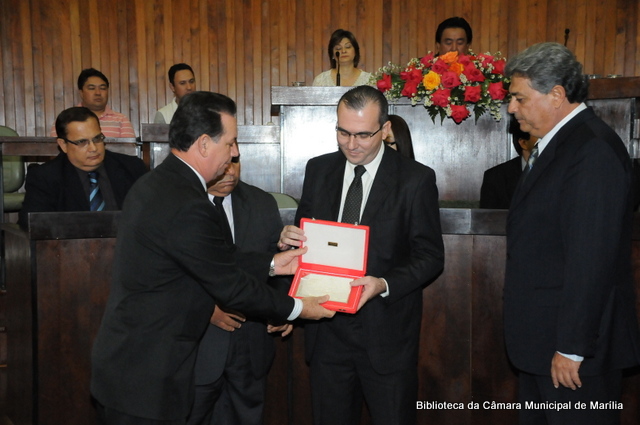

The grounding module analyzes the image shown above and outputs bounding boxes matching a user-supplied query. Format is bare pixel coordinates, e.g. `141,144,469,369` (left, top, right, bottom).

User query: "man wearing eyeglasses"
279,85,445,425
18,106,147,228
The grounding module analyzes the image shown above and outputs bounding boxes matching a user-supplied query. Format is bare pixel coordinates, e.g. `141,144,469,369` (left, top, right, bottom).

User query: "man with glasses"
279,85,444,424
19,106,146,227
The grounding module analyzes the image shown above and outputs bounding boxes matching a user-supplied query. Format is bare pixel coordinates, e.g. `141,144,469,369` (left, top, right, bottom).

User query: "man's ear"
549,85,567,108
57,138,68,154
195,134,209,157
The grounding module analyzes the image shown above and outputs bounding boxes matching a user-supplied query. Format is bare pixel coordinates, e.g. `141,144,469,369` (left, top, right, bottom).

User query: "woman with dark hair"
384,114,415,159
312,29,371,87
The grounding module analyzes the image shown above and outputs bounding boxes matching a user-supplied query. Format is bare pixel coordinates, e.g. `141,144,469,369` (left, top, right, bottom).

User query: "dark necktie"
213,196,234,244
340,165,366,224
88,171,105,211
521,143,539,181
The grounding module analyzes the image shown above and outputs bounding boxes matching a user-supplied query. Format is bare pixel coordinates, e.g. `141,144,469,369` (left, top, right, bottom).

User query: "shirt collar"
345,141,385,177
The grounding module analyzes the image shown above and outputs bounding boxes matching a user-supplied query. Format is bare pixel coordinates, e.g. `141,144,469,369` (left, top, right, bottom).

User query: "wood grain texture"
0,0,639,136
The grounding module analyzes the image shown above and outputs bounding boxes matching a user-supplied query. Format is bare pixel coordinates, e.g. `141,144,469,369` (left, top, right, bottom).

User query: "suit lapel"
230,183,249,246
360,148,395,225
323,156,347,221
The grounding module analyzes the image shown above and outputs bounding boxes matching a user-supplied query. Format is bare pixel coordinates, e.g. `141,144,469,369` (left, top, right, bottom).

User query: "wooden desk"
4,210,640,425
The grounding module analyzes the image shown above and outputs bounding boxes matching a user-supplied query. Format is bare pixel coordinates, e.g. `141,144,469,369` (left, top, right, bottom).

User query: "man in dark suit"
504,42,640,424
479,116,537,209
18,106,147,228
187,145,288,425
91,91,334,425
279,86,445,425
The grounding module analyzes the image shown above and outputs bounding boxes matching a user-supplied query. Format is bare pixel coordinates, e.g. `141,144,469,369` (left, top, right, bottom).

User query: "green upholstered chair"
269,192,299,208
0,125,25,213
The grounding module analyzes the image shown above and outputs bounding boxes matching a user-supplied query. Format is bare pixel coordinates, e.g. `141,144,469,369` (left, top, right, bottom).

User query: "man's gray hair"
505,42,589,103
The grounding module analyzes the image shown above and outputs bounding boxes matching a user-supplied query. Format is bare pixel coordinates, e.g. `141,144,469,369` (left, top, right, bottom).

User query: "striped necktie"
88,171,105,211
521,143,539,181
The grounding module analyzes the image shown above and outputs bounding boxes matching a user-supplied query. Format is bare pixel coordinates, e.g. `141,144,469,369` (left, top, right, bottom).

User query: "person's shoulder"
104,150,147,173
484,157,520,175
312,70,332,86
307,150,344,168
26,153,66,176
236,181,278,206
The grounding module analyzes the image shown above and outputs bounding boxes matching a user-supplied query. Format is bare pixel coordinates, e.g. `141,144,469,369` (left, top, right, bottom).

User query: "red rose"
441,71,462,89
450,105,470,123
492,59,506,75
464,85,482,103
488,82,508,100
431,59,449,74
377,73,392,93
477,54,494,67
400,67,422,82
463,64,485,83
457,54,473,67
420,53,435,68
431,88,451,107
401,79,420,97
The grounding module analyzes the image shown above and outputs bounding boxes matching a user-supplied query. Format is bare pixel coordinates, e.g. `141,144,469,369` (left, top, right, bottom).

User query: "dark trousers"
518,369,622,425
309,315,417,425
95,400,185,425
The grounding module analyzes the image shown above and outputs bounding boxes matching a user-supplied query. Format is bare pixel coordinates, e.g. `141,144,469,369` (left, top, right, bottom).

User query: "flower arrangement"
371,51,510,124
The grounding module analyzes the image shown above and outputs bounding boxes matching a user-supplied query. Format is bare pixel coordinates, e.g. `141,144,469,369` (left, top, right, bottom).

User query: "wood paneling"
1,0,639,134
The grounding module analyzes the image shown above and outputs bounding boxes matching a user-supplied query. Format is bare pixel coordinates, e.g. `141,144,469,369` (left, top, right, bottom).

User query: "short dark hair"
505,42,589,103
169,91,237,152
338,85,388,127
168,63,194,85
328,29,361,69
55,107,100,139
77,68,109,90
388,114,415,160
435,17,473,44
508,115,532,156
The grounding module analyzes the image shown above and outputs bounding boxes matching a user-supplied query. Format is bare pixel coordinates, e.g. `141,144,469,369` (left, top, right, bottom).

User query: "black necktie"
88,171,105,211
521,143,539,181
213,196,234,244
341,165,366,224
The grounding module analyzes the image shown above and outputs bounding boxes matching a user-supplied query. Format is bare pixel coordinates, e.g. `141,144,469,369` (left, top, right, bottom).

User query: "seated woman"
384,115,415,159
312,29,371,87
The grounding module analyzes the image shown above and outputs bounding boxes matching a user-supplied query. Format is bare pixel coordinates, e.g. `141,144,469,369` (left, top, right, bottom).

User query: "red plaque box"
288,218,369,314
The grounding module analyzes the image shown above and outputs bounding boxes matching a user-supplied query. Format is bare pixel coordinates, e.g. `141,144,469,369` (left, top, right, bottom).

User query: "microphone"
564,28,570,46
336,51,341,86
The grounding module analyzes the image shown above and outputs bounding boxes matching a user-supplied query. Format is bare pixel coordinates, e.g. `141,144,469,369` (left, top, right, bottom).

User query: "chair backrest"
269,192,299,208
0,126,25,192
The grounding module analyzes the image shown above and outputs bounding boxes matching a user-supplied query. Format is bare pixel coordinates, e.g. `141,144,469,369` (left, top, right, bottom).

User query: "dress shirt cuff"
287,298,303,321
557,351,584,362
379,277,390,298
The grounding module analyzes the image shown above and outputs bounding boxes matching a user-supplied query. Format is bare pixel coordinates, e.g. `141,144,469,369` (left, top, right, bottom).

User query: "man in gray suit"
187,144,289,424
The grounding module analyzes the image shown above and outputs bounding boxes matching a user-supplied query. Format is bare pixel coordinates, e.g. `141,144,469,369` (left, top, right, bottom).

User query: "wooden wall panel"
1,0,639,136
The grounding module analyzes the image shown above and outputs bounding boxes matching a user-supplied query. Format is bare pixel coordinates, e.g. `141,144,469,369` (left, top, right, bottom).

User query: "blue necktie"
88,172,105,211
521,143,539,181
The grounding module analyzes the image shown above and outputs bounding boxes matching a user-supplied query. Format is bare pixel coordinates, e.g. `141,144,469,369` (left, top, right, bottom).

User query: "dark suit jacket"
479,156,522,209
295,146,444,374
504,107,640,376
194,181,286,384
91,154,295,421
18,150,147,227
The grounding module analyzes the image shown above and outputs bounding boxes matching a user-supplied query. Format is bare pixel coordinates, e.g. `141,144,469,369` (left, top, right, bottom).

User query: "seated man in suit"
188,144,289,425
155,63,196,124
19,106,147,228
479,116,537,209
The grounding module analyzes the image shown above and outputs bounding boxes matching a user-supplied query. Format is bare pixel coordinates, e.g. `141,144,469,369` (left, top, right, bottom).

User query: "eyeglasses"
63,133,106,148
336,125,383,142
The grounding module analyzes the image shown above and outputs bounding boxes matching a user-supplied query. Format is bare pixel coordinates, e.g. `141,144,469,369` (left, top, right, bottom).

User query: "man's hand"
299,295,336,320
273,246,308,275
278,225,306,250
210,306,245,332
267,323,294,337
350,276,387,311
551,352,582,390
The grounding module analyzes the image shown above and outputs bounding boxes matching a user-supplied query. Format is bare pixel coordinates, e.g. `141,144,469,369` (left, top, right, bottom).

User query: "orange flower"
423,71,441,90
440,51,458,64
449,61,464,76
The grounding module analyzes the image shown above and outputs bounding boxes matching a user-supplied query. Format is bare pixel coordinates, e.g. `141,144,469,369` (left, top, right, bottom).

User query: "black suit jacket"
18,150,147,227
504,107,640,376
194,181,286,384
296,146,444,374
479,156,522,209
91,154,295,421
